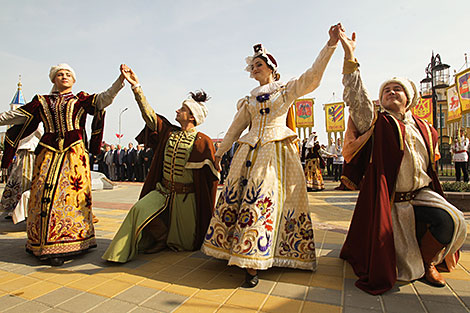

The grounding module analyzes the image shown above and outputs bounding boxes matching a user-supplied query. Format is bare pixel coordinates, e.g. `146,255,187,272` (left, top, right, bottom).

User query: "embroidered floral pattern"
221,207,237,227
27,142,95,257
238,208,254,228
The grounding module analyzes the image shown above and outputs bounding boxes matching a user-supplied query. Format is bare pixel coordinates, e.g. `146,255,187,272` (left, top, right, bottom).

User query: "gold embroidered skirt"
26,142,96,258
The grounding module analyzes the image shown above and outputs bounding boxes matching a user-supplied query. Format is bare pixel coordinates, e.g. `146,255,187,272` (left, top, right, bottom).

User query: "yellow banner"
412,98,433,124
325,102,345,132
456,68,470,114
294,99,314,128
446,85,461,122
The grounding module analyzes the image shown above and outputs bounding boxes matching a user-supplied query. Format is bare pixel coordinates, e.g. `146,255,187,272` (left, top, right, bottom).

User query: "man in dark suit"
135,144,145,182
113,144,126,181
126,142,137,182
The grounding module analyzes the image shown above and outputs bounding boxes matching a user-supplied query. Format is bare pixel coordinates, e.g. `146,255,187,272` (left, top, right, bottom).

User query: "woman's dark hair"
253,56,280,81
189,90,210,103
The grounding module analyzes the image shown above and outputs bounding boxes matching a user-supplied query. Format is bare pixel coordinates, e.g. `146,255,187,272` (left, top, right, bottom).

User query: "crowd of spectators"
90,141,154,182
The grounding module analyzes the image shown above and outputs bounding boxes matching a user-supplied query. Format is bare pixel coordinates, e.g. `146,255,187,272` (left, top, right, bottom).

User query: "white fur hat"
379,77,418,110
49,63,76,83
182,98,208,126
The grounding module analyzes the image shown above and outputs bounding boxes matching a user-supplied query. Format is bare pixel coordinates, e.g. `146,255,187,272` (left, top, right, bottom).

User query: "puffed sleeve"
215,97,251,157
283,43,337,106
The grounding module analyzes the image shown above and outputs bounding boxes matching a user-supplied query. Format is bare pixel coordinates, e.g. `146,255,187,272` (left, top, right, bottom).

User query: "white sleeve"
94,77,125,110
284,43,337,106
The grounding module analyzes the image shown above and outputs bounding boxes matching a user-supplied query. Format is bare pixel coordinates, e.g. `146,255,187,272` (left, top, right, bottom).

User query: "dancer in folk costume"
1,124,43,221
202,24,340,287
102,65,218,263
337,27,466,294
301,133,331,191
0,64,124,266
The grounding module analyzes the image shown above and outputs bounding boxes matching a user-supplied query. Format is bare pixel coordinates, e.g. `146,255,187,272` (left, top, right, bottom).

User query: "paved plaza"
0,181,469,313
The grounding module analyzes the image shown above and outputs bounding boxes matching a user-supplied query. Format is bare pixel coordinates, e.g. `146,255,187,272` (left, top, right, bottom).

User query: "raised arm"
284,23,340,105
121,64,159,131
94,69,125,111
215,98,251,158
340,29,375,134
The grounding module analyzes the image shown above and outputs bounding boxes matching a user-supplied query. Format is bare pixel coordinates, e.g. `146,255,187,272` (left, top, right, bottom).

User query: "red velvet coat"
2,92,105,168
340,112,442,295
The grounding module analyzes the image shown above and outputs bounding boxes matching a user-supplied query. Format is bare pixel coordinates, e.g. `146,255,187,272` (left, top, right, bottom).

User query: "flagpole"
118,107,128,145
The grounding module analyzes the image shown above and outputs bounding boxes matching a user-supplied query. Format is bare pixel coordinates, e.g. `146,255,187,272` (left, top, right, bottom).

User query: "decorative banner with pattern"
412,98,433,124
294,98,314,128
325,102,345,132
455,68,470,114
446,85,461,122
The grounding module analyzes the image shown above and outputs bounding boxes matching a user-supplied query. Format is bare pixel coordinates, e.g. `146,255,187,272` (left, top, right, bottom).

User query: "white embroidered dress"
202,44,336,270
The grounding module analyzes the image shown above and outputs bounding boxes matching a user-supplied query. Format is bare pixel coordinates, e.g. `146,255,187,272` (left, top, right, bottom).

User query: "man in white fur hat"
103,65,219,263
336,26,466,295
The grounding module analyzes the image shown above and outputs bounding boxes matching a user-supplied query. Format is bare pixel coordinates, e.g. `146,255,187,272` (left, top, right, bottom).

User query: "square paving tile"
121,259,149,269
271,282,306,300
241,278,274,294
310,273,343,290
137,278,171,291
129,306,164,313
0,276,40,293
163,284,198,297
306,286,341,306
0,295,26,311
448,278,470,292
15,280,62,300
301,301,341,313
114,285,159,305
173,297,219,313
381,283,425,313
66,275,110,291
87,279,133,298
343,279,382,310
3,300,50,313
193,288,234,304
217,304,257,312
278,270,312,286
225,289,267,310
88,298,138,313
343,306,382,313
260,295,303,313
422,300,468,313
413,280,461,305
56,292,108,313
35,287,83,307
141,290,188,312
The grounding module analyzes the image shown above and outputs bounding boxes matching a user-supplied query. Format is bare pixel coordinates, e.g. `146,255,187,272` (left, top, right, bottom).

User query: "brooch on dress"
259,108,270,115
256,93,270,103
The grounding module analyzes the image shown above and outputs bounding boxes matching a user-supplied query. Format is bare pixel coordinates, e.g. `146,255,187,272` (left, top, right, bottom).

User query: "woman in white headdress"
202,24,340,287
0,63,124,266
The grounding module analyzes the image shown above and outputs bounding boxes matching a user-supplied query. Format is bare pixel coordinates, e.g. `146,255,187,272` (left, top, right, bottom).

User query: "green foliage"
441,181,470,192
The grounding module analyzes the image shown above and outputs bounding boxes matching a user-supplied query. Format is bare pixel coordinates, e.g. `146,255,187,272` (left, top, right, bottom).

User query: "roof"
10,79,25,105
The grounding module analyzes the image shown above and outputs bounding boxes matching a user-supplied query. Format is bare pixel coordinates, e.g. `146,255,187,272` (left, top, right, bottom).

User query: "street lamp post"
118,107,128,145
420,52,450,172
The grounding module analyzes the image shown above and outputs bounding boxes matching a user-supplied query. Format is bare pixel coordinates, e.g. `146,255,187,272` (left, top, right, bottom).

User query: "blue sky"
1,0,468,145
